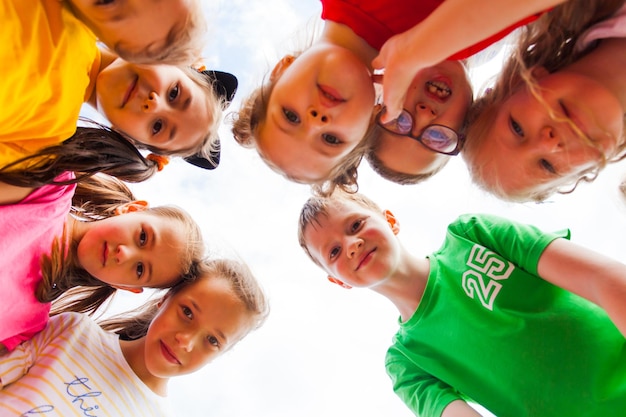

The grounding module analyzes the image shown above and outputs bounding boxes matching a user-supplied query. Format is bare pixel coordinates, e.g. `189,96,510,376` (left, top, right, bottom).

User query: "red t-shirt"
321,0,543,60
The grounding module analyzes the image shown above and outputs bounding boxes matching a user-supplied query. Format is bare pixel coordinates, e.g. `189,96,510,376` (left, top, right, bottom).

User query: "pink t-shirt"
0,172,75,351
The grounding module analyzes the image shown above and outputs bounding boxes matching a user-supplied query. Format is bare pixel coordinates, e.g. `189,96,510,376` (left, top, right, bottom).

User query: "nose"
142,91,159,112
537,126,561,152
115,244,136,264
308,108,329,124
347,237,364,259
412,103,437,135
176,331,194,352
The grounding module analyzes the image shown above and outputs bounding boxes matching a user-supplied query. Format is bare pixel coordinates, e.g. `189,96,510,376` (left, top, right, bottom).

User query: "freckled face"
374,61,472,176
303,201,401,288
144,277,252,378
96,59,210,154
67,0,190,63
258,44,376,183
467,70,623,198
75,212,186,289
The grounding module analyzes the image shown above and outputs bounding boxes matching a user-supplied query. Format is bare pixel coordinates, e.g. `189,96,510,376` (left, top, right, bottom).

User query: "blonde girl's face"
67,0,190,62
96,59,211,154
258,44,376,183
75,211,187,291
468,69,624,198
143,276,252,378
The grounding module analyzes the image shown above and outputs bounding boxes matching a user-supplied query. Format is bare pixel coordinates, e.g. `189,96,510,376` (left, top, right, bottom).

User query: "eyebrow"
147,225,158,284
191,300,228,344
168,97,192,142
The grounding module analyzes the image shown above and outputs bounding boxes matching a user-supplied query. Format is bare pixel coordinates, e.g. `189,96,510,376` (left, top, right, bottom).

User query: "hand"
372,31,423,124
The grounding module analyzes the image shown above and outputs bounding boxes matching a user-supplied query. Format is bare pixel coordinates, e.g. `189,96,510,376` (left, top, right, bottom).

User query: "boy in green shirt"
298,190,626,417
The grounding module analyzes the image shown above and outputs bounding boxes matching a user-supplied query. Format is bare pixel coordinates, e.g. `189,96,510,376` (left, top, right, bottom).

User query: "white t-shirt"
0,312,173,416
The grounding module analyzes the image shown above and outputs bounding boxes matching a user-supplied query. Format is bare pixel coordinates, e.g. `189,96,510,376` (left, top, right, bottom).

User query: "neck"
568,37,626,110
119,338,169,396
370,249,430,322
320,21,379,71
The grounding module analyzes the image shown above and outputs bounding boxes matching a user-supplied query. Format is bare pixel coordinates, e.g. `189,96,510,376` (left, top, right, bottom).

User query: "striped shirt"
0,313,172,416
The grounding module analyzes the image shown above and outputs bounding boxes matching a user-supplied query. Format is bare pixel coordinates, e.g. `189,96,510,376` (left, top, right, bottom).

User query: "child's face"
374,61,472,176
258,44,376,183
96,59,211,154
303,200,401,288
76,211,187,290
68,0,190,62
143,276,252,378
468,69,623,197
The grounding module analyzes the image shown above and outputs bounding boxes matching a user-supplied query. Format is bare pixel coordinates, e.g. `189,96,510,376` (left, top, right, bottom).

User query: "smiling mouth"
160,341,181,365
121,76,139,108
356,248,376,271
318,84,346,108
425,80,452,101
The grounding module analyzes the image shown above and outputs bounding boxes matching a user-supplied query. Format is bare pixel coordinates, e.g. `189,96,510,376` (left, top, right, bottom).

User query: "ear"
270,55,296,82
530,66,550,80
383,210,400,235
327,276,352,289
111,285,143,294
156,293,170,308
114,200,149,215
371,103,383,122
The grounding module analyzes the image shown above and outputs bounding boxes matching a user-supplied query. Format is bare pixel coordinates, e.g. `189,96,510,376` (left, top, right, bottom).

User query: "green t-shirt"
386,214,626,417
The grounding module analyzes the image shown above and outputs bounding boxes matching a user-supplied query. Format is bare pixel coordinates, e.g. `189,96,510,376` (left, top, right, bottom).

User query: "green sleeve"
386,346,461,417
447,214,570,276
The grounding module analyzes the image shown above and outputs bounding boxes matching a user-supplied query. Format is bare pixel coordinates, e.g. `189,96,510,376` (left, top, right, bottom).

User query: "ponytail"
0,123,159,187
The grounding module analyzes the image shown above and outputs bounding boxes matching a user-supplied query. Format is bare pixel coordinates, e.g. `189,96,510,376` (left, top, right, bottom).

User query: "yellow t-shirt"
0,0,100,168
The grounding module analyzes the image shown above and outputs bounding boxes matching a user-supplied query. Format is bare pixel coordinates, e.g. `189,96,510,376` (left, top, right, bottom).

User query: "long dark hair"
0,122,159,186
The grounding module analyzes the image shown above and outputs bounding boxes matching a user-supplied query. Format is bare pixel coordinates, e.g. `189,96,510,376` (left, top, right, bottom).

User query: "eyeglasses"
376,108,464,155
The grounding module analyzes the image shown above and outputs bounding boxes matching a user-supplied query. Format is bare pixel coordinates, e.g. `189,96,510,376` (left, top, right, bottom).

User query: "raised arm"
537,238,626,337
373,0,566,122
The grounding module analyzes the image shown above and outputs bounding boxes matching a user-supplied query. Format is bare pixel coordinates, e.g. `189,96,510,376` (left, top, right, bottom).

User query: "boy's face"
303,200,401,288
468,69,623,198
68,0,190,62
96,59,211,153
144,277,252,378
258,44,376,183
374,61,472,176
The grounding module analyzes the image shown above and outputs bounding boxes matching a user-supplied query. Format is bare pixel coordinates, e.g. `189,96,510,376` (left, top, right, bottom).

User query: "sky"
86,1,626,416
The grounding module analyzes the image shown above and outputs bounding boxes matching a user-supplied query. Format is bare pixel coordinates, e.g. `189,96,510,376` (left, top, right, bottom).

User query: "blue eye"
283,108,300,124
136,262,144,278
168,85,180,101
540,158,556,174
351,219,363,232
509,116,524,137
152,120,163,135
322,133,340,145
207,335,220,347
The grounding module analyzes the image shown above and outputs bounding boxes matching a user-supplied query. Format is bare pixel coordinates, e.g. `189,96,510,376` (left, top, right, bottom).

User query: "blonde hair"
42,174,205,316
298,190,382,268
463,0,626,202
113,0,207,65
99,258,269,342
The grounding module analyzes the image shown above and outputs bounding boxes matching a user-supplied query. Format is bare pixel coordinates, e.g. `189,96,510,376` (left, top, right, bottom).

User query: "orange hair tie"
146,154,170,171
